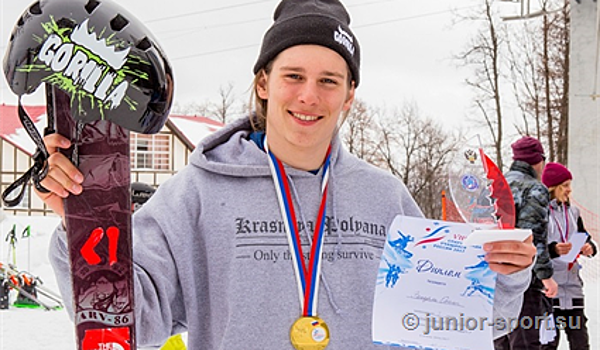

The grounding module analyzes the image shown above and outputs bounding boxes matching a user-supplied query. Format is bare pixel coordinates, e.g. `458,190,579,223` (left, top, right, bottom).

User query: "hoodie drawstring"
287,171,343,315
328,158,344,258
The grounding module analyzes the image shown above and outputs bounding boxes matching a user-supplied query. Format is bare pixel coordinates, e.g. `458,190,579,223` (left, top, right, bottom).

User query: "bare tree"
340,99,379,163
456,0,508,169
504,0,570,164
376,103,421,182
548,0,570,164
210,82,236,124
169,82,241,124
171,100,211,116
506,20,544,139
340,100,461,218
389,106,460,218
373,103,460,219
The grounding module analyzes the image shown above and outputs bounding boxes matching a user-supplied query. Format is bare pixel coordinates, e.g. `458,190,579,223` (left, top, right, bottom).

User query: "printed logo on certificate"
372,215,496,350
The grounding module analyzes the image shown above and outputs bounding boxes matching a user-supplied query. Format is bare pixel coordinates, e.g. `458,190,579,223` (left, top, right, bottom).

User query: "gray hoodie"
50,117,531,349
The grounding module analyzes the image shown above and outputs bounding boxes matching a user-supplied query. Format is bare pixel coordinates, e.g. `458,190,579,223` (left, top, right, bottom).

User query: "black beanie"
253,0,361,86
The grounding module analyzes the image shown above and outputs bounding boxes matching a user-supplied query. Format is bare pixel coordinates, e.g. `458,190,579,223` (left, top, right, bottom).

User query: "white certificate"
557,231,588,263
373,215,496,350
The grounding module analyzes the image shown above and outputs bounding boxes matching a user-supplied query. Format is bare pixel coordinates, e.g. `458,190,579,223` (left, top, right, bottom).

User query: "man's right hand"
35,133,84,218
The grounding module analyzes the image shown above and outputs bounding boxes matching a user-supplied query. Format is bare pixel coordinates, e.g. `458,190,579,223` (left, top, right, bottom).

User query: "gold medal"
290,316,330,350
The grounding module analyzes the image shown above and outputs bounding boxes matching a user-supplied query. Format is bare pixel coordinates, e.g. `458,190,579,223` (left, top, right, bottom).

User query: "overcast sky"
0,0,528,128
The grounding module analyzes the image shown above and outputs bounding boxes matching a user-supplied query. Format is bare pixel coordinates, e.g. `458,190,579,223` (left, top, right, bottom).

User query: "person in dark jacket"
494,136,557,350
540,162,596,350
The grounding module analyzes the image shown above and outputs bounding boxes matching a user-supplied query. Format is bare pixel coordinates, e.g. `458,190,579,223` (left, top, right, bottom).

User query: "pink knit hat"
511,136,545,165
542,162,572,188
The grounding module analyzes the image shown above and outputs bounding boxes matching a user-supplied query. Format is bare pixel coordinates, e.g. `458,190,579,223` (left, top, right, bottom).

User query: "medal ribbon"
550,203,569,243
550,203,578,270
264,137,331,317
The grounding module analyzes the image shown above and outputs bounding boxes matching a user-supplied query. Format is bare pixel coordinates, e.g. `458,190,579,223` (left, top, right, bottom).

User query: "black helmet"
3,0,174,134
131,182,155,204
131,182,155,212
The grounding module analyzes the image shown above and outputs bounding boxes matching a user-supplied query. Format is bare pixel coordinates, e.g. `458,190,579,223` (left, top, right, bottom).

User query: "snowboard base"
51,88,136,350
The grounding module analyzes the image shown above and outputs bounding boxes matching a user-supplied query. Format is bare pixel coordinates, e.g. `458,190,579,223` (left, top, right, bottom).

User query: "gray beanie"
253,0,361,86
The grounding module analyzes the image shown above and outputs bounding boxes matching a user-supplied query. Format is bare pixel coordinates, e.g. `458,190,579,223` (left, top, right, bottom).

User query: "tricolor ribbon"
550,203,578,270
264,137,331,317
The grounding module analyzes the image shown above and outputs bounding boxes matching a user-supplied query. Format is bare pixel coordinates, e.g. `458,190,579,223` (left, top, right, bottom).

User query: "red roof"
168,113,223,128
0,104,47,155
0,104,223,155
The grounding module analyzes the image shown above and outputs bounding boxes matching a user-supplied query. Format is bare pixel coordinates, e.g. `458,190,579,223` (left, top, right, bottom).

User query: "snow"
0,214,76,350
0,213,188,350
0,212,598,350
168,115,222,148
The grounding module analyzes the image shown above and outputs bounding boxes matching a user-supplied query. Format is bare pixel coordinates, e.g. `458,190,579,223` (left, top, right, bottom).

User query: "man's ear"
257,71,268,100
342,82,356,112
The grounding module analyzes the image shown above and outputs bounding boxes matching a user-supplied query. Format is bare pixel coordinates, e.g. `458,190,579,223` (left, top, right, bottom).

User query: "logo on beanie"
334,25,355,56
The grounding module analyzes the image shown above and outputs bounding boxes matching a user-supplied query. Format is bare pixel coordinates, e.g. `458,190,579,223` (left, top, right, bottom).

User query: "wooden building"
0,104,222,216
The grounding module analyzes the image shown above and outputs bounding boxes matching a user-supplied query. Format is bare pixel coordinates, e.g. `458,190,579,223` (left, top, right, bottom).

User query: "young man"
38,0,536,348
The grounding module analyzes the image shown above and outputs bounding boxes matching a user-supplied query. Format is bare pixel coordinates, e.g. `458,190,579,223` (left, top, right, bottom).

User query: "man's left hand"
483,235,536,275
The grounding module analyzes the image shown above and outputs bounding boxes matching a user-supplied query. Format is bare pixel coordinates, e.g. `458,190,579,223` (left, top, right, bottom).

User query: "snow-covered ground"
0,212,598,350
1,214,77,350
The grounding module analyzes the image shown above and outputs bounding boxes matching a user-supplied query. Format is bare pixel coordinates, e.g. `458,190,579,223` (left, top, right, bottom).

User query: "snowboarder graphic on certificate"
389,230,414,258
380,230,415,289
462,254,495,304
383,258,402,288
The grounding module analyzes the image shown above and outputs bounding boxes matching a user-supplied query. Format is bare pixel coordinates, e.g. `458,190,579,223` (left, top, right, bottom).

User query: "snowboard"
2,1,173,348
51,87,136,350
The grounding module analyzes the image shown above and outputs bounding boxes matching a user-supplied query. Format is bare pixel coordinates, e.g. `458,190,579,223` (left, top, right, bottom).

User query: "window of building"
12,184,30,210
130,133,171,170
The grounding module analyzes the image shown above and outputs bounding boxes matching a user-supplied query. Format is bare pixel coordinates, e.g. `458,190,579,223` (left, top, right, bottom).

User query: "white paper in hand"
464,228,532,246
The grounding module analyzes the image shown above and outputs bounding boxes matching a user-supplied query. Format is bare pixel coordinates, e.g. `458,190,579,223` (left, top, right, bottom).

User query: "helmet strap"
1,98,52,207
